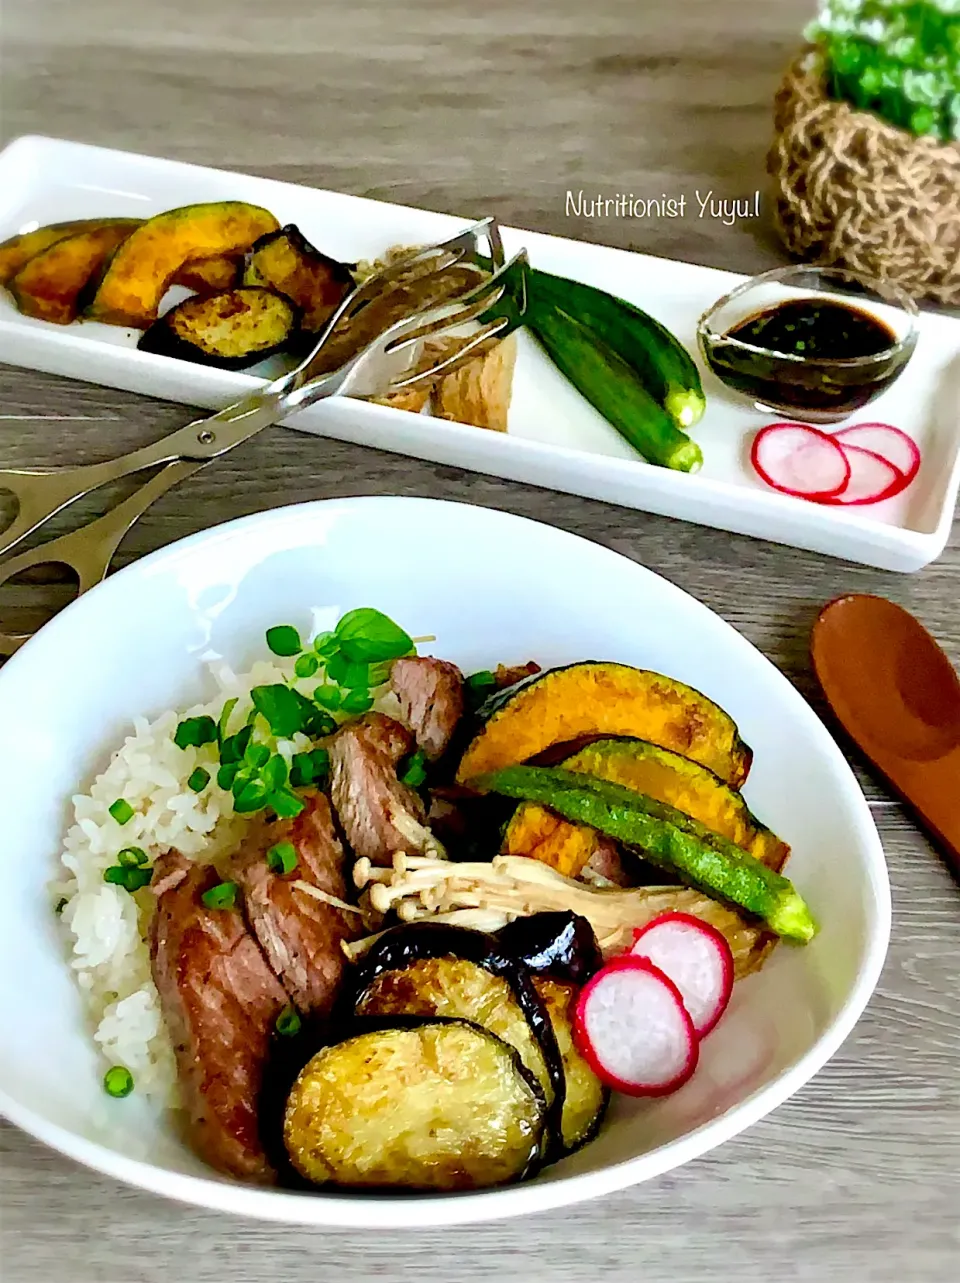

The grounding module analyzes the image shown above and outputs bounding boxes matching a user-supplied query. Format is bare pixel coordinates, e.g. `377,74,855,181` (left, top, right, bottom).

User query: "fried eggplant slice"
283,1018,546,1190
242,224,354,334
138,286,297,369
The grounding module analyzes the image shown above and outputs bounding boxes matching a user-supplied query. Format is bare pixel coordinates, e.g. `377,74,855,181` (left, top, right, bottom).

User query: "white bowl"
0,497,890,1226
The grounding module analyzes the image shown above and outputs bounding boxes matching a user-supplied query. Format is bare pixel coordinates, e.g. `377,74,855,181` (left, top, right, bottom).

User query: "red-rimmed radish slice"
820,445,905,506
572,955,698,1096
750,424,851,498
630,912,734,1037
832,423,920,484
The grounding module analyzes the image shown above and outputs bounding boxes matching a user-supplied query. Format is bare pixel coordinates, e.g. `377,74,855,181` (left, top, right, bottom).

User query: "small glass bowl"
696,265,919,425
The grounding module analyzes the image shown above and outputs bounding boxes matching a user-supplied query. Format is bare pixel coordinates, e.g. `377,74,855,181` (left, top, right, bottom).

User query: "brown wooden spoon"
811,594,960,883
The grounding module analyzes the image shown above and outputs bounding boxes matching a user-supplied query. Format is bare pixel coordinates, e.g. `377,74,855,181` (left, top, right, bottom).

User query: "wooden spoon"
811,594,960,883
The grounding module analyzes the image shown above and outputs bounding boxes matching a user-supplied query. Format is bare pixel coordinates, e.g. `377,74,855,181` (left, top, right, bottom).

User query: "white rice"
53,652,391,1107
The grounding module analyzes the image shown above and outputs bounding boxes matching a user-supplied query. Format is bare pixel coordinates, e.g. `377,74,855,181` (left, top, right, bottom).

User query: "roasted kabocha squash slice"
8,220,142,324
137,286,298,369
0,219,116,285
457,662,752,789
242,224,354,334
87,201,280,327
504,736,789,877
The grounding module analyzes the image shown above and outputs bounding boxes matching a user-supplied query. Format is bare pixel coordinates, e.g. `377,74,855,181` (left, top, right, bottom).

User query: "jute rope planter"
768,50,960,306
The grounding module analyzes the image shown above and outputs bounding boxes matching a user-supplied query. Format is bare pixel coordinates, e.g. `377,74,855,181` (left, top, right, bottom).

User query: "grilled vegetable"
530,304,703,471
172,254,242,294
242,224,354,334
87,201,280,327
477,766,817,943
8,221,142,324
0,219,113,285
138,287,298,369
343,922,566,1152
505,737,789,879
458,662,752,790
496,910,603,985
528,269,706,429
534,977,608,1151
283,1017,546,1190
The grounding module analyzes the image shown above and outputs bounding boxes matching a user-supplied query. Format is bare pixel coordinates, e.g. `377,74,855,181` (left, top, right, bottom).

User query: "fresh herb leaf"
294,653,320,679
234,779,270,813
267,840,298,876
217,762,239,791
325,651,373,689
244,742,271,770
217,697,239,746
292,690,337,737
262,754,289,791
117,847,148,868
173,716,218,750
341,688,374,715
335,608,414,664
268,788,306,819
108,799,134,825
399,748,429,789
103,1066,135,1098
275,1005,302,1037
187,767,210,792
313,684,342,711
266,625,302,657
202,881,238,910
290,748,330,788
220,725,254,765
465,669,498,710
312,630,339,657
251,684,306,738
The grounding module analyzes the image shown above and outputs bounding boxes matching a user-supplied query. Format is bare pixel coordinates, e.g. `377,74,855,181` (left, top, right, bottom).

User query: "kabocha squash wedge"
242,224,354,333
172,253,242,294
88,201,280,327
0,219,115,285
505,737,789,875
457,662,752,789
8,220,142,324
138,286,298,369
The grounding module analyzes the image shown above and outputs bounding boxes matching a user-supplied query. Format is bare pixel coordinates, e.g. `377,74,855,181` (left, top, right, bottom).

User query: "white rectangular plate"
1,134,959,572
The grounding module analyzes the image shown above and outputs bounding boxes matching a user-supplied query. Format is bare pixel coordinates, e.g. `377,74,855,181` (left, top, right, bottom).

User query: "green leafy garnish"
262,754,289,791
399,748,429,789
294,653,320,679
341,688,374,715
312,631,339,657
266,625,302,657
234,780,270,813
267,840,298,876
108,799,134,826
187,767,210,792
290,748,330,788
276,1005,302,1037
268,788,306,819
217,697,239,746
466,670,496,692
202,881,238,910
103,1066,134,1098
244,742,271,770
220,725,253,765
117,847,148,868
313,684,342,711
217,762,239,791
104,865,152,892
335,608,414,664
174,716,218,750
251,684,307,738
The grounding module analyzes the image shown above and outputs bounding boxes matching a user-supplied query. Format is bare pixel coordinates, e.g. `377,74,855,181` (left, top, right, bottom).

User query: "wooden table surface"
2,2,959,1280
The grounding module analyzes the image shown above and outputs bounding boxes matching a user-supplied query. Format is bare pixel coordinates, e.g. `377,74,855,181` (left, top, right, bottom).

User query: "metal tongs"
0,218,527,655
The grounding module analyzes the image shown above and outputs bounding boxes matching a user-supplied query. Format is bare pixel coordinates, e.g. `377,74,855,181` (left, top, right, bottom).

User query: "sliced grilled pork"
231,792,360,1017
389,656,464,760
148,851,287,1184
329,712,437,865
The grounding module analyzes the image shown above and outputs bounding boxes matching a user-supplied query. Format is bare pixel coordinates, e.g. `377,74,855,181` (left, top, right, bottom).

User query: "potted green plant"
768,1,960,305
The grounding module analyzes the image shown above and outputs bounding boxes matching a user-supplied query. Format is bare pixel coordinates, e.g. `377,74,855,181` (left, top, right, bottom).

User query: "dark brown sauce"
705,297,905,418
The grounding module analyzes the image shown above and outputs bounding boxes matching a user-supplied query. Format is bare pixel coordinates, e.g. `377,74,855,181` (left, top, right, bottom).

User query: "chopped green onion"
313,684,342,711
217,697,239,746
399,748,429,789
187,767,210,792
251,684,306,738
117,847,148,868
466,670,497,691
268,788,306,819
266,624,302,657
54,897,68,916
294,653,320,679
217,762,239,791
202,881,238,910
341,688,374,715
104,866,153,892
262,754,289,791
108,799,135,826
275,1005,302,1037
335,607,414,663
103,1066,134,1098
267,840,298,876
234,780,270,813
312,630,339,657
244,742,271,770
173,716,218,750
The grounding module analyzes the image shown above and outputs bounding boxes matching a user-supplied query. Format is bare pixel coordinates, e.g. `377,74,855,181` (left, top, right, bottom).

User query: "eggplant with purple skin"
242,224,355,335
138,286,298,369
496,911,603,985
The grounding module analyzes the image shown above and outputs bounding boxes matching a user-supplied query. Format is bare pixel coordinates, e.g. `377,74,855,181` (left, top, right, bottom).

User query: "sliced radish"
751,424,851,498
832,424,920,485
820,445,905,506
572,955,698,1096
630,912,734,1037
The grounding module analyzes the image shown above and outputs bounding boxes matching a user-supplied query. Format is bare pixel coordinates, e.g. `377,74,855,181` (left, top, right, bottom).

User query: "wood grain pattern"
2,1,960,1280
